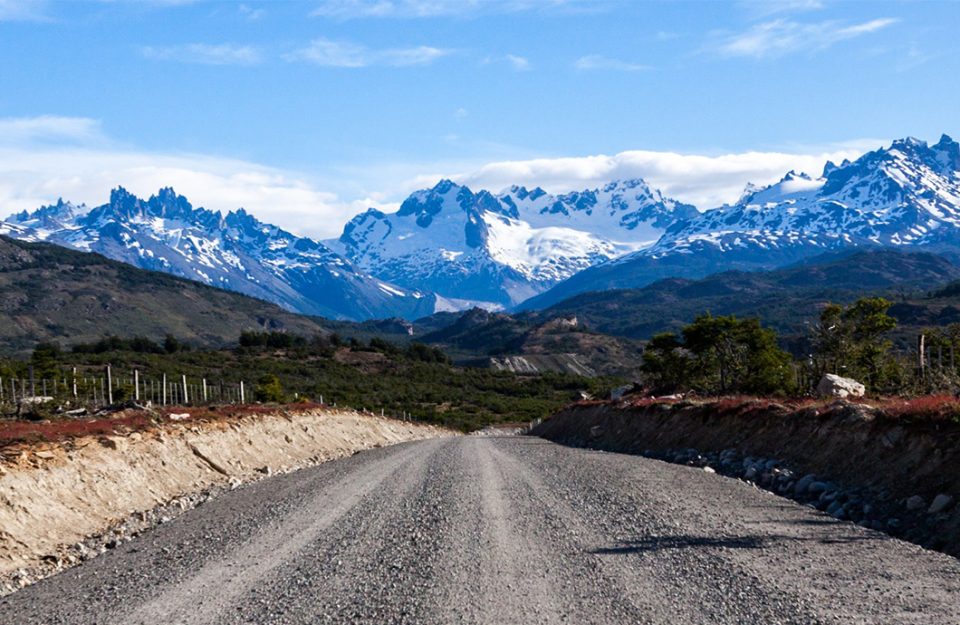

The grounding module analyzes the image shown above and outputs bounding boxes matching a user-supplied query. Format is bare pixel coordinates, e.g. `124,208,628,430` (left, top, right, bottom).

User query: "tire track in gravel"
108,439,440,625
224,436,460,625
486,438,819,624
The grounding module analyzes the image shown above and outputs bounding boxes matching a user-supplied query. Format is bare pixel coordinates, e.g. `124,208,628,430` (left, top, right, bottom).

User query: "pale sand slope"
0,409,450,577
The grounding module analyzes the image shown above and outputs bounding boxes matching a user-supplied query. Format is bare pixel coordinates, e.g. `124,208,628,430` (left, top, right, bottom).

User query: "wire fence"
0,365,425,424
0,365,249,411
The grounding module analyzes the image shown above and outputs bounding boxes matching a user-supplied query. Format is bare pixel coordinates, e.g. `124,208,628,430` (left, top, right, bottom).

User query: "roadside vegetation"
0,331,620,433
640,296,957,399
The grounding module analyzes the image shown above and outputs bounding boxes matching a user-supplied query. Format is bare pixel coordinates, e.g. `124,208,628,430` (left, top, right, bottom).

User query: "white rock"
816,374,865,399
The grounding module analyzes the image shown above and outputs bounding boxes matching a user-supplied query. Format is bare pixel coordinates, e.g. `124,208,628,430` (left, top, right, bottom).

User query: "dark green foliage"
163,334,190,354
239,331,308,349
641,314,794,395
638,333,689,393
811,297,899,391
405,342,450,364
30,342,62,379
254,374,285,403
72,336,165,354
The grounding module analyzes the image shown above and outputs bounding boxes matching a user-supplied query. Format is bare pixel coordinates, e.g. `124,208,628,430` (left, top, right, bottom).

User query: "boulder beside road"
817,374,866,399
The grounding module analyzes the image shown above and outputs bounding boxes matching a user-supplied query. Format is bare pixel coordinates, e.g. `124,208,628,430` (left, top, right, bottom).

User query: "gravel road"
3,436,959,624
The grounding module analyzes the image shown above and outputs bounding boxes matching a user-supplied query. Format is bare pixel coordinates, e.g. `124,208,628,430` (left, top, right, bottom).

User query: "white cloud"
574,54,649,72
0,116,885,242
737,0,824,17
310,0,601,19
0,116,359,239
238,3,265,20
505,54,531,71
414,144,876,210
0,116,104,144
287,38,449,67
0,0,48,21
715,17,898,59
142,43,263,65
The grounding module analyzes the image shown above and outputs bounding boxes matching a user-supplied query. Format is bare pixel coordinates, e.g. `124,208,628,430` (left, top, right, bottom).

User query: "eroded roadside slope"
0,407,449,589
532,398,960,557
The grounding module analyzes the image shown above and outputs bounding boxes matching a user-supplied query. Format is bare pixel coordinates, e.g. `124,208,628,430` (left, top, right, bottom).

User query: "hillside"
0,236,324,354
538,249,960,348
417,308,643,377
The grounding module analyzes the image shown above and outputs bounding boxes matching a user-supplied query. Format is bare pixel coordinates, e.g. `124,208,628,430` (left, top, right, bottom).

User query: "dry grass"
871,395,960,422
0,401,333,449
618,394,960,424
0,413,154,447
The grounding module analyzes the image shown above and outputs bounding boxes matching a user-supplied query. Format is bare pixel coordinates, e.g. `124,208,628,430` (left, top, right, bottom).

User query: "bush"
254,374,285,403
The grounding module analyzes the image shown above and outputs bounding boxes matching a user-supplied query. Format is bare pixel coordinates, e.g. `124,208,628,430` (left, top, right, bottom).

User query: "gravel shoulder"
2,436,959,624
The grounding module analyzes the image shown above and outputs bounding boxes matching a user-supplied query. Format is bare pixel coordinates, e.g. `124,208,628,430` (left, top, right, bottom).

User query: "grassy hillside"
0,236,324,355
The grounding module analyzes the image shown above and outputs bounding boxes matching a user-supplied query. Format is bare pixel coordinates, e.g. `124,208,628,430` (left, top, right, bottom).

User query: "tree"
30,342,62,379
639,332,690,393
254,374,285,403
812,297,897,391
640,315,794,396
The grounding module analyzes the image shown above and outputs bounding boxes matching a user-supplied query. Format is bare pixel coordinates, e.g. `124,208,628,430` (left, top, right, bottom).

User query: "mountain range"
523,134,960,308
2,188,434,321
327,178,697,308
1,134,958,321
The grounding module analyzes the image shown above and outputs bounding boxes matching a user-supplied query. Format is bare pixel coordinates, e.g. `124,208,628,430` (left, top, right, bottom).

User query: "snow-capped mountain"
523,134,960,309
328,178,698,308
1,187,436,321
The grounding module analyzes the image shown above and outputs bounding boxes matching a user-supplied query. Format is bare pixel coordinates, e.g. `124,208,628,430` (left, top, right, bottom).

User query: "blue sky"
0,0,957,237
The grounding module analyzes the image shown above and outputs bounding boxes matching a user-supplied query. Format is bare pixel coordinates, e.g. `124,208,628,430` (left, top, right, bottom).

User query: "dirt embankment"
532,398,960,557
0,408,449,584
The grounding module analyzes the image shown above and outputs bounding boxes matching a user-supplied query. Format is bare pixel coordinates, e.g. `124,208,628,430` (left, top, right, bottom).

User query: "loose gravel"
2,436,959,624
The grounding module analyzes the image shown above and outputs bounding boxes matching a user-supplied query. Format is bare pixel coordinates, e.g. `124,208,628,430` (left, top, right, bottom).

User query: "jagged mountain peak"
328,175,696,308
1,187,436,321
526,133,960,310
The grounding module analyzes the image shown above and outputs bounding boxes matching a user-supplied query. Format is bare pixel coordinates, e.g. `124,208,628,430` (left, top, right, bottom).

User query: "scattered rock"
816,374,865,399
905,495,926,511
928,494,954,515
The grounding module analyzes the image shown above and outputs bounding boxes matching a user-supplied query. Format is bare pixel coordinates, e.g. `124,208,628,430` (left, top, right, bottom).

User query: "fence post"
918,334,926,381
72,367,77,399
239,381,245,404
182,375,189,405
162,373,167,406
202,378,208,403
106,365,113,405
134,369,140,402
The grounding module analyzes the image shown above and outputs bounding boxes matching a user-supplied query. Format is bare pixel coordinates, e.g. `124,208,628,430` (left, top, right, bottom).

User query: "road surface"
2,436,959,624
